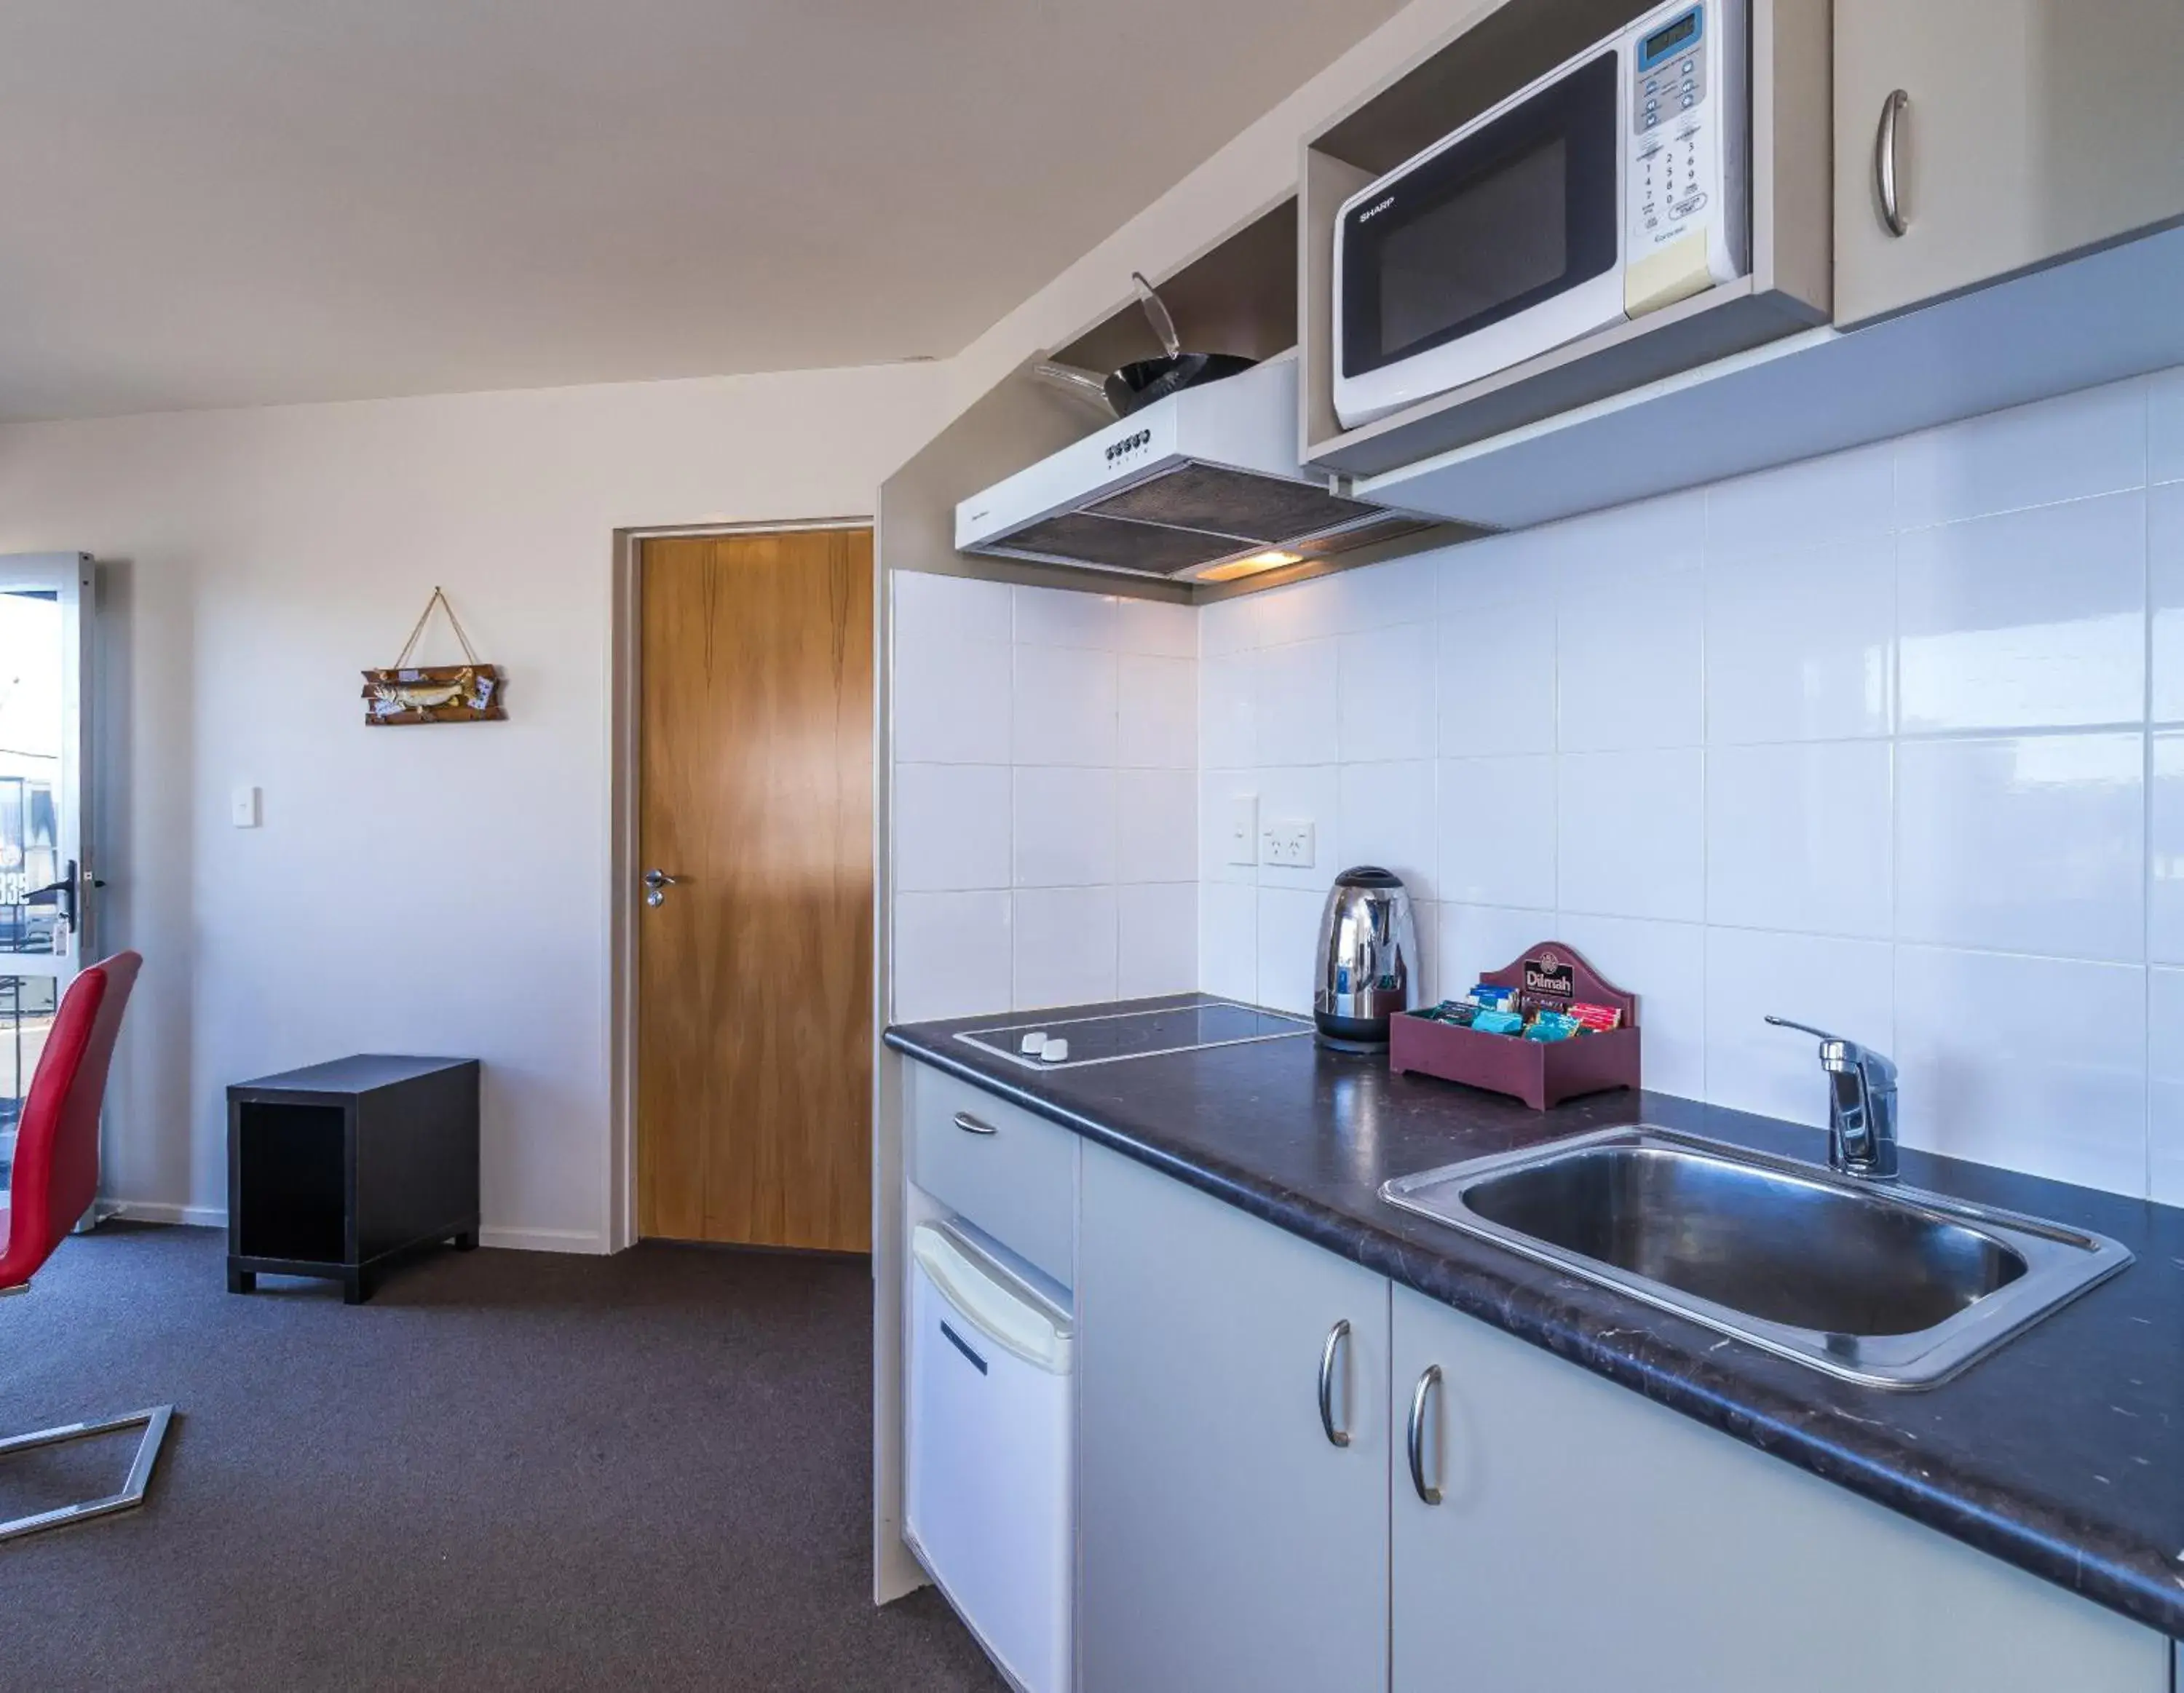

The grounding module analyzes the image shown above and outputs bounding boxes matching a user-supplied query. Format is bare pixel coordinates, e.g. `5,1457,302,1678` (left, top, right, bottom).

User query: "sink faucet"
1764,1017,1900,1181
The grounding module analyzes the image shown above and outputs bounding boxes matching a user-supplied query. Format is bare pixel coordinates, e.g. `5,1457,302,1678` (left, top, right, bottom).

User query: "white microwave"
1332,0,1749,431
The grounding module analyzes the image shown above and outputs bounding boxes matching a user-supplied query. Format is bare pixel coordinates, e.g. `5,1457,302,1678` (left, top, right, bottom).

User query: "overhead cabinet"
1835,0,2184,326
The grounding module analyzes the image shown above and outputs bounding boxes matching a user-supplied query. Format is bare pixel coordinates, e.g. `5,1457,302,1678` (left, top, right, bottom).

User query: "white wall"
0,361,954,1247
890,574,1197,1023
1195,367,2184,1205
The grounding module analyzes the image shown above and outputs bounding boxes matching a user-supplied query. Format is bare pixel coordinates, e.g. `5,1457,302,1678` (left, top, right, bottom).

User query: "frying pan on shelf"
1035,271,1256,419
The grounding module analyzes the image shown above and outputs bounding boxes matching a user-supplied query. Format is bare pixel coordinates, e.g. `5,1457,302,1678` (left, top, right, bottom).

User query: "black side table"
226,1055,480,1304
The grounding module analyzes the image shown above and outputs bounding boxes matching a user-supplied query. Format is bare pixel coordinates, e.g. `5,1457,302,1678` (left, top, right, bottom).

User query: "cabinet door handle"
1317,1319,1353,1448
1406,1364,1444,1505
951,1111,997,1136
1875,88,1909,237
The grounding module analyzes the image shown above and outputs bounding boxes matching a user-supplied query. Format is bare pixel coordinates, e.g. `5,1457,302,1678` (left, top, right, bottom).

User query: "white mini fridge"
906,1221,1075,1693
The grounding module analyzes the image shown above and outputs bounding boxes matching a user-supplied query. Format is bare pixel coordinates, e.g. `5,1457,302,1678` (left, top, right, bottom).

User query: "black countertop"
887,996,2184,1641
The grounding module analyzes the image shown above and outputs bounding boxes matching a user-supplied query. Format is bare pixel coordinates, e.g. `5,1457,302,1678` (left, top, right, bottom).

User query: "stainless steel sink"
1380,1127,2133,1388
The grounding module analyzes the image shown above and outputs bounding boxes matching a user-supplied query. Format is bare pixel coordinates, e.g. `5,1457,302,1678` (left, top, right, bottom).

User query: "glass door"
0,554,90,1186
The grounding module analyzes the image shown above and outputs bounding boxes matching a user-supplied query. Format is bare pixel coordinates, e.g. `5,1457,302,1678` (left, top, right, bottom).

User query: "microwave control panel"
1623,1,1741,315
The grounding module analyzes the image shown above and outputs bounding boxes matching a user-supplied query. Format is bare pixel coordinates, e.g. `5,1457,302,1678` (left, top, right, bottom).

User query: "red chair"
0,951,172,1543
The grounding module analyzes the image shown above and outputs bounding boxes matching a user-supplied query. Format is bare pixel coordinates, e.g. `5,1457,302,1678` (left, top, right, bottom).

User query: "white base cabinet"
1077,1143,1390,1693
1390,1283,2169,1693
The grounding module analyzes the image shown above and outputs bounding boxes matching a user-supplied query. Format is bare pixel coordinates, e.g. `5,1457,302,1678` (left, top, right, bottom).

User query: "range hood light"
1193,550,1303,583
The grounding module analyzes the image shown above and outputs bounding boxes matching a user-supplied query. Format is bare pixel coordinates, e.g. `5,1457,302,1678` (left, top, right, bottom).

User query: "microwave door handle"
1875,89,1910,237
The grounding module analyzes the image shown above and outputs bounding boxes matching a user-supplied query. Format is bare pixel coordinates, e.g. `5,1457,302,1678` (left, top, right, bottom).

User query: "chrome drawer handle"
1875,88,1909,237
1407,1364,1444,1505
1318,1319,1352,1448
951,1111,997,1137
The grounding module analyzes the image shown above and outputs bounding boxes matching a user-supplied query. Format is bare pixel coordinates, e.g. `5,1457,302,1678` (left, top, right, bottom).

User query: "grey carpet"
0,1224,1005,1693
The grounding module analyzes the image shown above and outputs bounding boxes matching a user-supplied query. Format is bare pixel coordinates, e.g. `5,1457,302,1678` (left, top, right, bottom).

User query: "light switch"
231,785,261,828
1227,794,1259,866
1261,820,1315,868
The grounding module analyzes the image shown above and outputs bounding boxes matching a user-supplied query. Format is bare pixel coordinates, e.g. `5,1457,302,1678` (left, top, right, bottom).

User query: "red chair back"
0,951,142,1291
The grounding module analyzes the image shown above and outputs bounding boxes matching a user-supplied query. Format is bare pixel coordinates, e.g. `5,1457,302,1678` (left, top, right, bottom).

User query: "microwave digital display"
1639,8,1702,70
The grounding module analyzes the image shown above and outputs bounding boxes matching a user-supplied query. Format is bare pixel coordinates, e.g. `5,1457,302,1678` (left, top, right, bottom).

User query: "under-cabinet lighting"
1194,550,1303,583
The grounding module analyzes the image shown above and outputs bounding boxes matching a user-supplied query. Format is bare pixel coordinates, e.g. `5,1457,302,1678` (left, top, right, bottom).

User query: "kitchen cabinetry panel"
910,1063,1077,1287
1390,1283,2168,1692
1077,1143,1390,1693
1836,0,2184,326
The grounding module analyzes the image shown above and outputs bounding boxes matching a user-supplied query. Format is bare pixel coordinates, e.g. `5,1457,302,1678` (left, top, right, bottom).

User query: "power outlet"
1226,794,1259,866
1261,820,1315,868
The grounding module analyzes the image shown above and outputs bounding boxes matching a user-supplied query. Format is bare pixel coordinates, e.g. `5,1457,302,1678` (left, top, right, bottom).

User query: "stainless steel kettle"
1313,867,1420,1050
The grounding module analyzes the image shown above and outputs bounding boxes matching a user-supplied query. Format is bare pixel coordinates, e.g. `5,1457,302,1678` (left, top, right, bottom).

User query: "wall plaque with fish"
362,587,508,726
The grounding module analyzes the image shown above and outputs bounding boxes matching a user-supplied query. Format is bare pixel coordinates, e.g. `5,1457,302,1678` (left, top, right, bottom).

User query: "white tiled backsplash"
890,574,1198,1023
894,364,2184,1205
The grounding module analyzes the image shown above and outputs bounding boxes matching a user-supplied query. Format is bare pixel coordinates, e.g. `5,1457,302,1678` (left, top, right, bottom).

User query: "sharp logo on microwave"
1357,195,1397,223
1104,429,1152,464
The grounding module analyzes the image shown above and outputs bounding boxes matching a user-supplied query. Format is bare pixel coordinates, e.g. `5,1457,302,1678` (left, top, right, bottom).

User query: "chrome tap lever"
1764,1015,1900,1181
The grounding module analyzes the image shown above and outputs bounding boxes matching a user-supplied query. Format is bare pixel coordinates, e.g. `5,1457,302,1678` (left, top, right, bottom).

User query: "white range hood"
954,354,1436,582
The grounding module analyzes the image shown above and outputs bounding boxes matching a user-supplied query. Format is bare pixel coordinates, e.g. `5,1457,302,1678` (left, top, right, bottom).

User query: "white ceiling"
0,0,1405,421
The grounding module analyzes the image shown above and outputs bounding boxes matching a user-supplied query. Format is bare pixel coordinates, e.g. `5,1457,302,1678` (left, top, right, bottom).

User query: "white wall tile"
1706,441,1894,557
1705,537,1894,743
1199,768,1257,887
1436,592,1556,758
2148,733,2184,964
895,764,1010,892
1558,533,1704,752
1119,883,1197,997
1254,764,1340,892
1702,929,1894,1131
2150,483,2184,722
895,569,1012,646
1557,749,1704,921
1117,652,1195,768
1555,914,1706,1098
1256,886,1326,1016
895,625,1011,764
1198,594,1257,658
1437,903,1556,1002
1200,881,1259,1002
1897,493,2145,732
1199,652,1257,770
1706,741,1893,938
1894,378,2146,530
1896,733,2144,961
1438,756,1556,911
2150,966,2184,1203
1337,761,1437,900
1013,887,1117,1011
1254,638,1339,766
1117,768,1196,884
893,890,1011,1023
1013,643,1117,766
1251,573,1343,651
1116,596,1195,658
1338,621,1436,763
1894,945,2146,1194
1013,766,1116,889
1014,584,1117,649
2152,368,2184,487
1324,552,1439,634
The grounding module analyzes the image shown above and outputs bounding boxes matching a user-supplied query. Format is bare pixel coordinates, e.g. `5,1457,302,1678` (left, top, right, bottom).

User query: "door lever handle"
642,868,681,908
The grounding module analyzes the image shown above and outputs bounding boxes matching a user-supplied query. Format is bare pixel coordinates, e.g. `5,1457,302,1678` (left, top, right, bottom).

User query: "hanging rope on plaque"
362,587,507,726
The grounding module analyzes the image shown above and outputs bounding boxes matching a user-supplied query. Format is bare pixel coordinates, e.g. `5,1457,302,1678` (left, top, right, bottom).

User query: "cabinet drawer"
910,1063,1076,1286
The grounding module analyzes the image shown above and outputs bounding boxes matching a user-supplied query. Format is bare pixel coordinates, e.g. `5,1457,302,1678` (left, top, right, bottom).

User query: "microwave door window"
1378,137,1567,354
1343,49,1620,378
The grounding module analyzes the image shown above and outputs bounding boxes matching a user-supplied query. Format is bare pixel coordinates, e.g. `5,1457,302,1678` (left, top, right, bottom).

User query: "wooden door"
1077,1141,1390,1693
637,528,874,1252
1835,0,2184,326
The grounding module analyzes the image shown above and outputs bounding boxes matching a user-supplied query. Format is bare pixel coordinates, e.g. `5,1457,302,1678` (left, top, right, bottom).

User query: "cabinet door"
1078,1143,1389,1693
1835,0,2184,325
1390,1285,2167,1692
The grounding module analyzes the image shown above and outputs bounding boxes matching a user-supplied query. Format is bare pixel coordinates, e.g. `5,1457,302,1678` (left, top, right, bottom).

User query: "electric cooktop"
954,995,1313,1070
